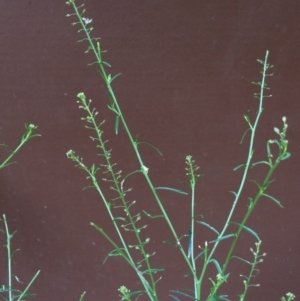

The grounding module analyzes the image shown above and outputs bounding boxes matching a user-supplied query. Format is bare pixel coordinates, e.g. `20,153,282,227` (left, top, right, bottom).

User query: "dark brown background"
0,1,299,300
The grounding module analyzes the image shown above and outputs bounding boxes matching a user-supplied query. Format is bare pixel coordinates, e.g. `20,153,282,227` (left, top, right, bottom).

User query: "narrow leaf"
103,248,124,263
170,294,181,301
163,240,178,248
231,222,260,241
281,152,291,160
183,270,193,278
137,141,163,156
142,210,163,219
113,217,127,222
209,258,222,274
240,127,251,144
110,72,121,83
229,191,237,197
209,277,216,286
195,250,205,261
251,160,271,167
187,227,192,258
126,290,145,298
115,115,120,135
196,221,219,235
262,193,283,208
141,267,164,275
251,180,263,191
102,61,111,67
231,255,252,265
78,292,86,301
219,295,231,301
210,233,235,243
170,290,198,300
233,164,245,171
155,187,188,195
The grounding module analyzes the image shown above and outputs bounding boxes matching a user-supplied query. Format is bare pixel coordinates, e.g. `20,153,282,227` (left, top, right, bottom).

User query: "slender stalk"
208,51,271,262
0,124,39,170
67,0,194,282
68,90,160,299
3,214,13,301
67,149,158,301
185,156,201,298
190,51,274,300
1,125,39,301
16,271,40,301
238,241,265,301
222,162,278,272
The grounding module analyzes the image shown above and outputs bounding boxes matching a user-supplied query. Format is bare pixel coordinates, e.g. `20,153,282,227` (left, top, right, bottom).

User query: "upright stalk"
67,0,194,276
208,51,271,262
3,215,13,301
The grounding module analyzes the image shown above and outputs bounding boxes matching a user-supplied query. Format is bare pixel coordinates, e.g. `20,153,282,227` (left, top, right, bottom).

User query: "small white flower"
82,17,92,25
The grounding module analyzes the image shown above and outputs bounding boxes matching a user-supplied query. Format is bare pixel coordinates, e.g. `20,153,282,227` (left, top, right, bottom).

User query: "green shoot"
0,215,40,301
66,1,294,300
0,124,39,170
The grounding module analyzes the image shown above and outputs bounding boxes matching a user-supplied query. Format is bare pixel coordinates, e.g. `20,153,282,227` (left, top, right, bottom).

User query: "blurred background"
0,0,299,300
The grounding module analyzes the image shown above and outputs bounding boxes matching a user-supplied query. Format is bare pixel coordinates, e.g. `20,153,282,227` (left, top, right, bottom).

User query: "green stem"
69,0,194,279
3,214,13,301
68,12,165,298
77,94,158,300
0,124,39,170
16,270,40,301
191,51,271,300
207,50,270,263
222,162,278,273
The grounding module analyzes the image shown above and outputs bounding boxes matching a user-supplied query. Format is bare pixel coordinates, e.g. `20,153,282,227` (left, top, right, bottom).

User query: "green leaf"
240,127,251,144
262,193,283,208
281,152,291,160
126,290,145,298
251,179,274,193
102,61,111,67
163,239,181,248
231,222,260,241
251,180,263,191
218,295,231,301
195,250,205,261
110,72,121,83
210,233,235,243
15,293,37,299
103,248,124,263
233,164,245,171
170,295,181,301
229,191,237,197
142,210,163,219
196,221,219,235
82,185,97,191
155,187,188,195
78,292,86,301
209,258,222,274
115,115,120,135
141,267,164,275
185,227,192,259
113,217,127,222
170,290,198,300
231,255,252,265
136,141,163,156
183,270,193,278
209,277,216,286
251,160,271,167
